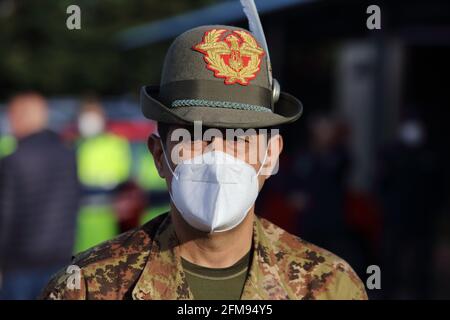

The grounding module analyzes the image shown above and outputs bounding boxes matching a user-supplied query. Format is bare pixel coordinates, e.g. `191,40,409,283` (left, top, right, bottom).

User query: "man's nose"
207,135,225,152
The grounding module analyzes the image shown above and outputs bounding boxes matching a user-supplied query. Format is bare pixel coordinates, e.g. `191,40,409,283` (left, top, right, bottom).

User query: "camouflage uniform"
40,213,367,300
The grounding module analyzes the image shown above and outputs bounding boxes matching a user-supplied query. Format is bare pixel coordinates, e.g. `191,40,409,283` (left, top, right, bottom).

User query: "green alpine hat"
141,25,303,128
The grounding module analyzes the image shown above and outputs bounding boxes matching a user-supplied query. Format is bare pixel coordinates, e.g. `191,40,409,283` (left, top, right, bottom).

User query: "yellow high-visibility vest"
0,135,16,159
77,133,131,188
135,144,167,191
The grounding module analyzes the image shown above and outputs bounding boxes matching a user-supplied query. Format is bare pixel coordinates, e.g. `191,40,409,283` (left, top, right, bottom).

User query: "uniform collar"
132,214,291,300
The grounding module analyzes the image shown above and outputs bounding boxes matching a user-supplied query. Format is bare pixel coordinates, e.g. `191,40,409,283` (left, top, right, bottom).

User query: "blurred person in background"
112,181,147,233
289,115,361,268
73,98,132,253
377,117,444,299
76,98,132,190
0,92,80,300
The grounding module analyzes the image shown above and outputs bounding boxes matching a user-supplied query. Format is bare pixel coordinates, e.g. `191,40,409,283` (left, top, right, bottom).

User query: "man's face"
7,94,48,138
148,124,283,193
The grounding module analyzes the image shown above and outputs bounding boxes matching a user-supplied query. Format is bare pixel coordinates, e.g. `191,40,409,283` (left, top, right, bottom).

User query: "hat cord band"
159,80,273,111
171,99,272,113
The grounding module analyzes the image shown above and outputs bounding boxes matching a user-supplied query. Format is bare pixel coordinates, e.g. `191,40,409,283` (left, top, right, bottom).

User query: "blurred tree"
0,0,214,99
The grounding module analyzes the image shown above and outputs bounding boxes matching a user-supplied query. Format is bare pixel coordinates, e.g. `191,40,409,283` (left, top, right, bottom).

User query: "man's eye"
235,136,249,143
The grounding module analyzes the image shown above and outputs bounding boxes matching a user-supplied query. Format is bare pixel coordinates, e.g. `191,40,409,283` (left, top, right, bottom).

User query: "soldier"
40,25,367,300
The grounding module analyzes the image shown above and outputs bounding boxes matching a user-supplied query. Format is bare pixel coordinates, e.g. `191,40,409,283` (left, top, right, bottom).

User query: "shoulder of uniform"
257,217,346,269
257,217,368,300
40,214,167,300
73,227,148,268
38,267,86,300
72,213,167,269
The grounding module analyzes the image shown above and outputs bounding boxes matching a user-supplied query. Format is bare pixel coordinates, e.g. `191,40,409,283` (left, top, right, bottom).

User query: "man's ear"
147,134,166,178
261,134,283,177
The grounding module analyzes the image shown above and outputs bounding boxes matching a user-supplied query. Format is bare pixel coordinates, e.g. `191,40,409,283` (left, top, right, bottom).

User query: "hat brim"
141,86,303,128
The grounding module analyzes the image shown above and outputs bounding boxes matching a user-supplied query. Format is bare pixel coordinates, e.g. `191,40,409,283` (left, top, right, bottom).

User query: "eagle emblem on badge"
193,29,265,85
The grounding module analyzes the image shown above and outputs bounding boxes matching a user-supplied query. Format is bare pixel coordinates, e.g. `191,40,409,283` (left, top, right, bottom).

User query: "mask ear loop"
158,137,179,180
255,140,270,177
157,136,188,224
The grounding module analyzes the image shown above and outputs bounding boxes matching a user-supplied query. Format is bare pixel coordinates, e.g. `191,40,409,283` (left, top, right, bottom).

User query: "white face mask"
78,112,105,138
398,121,424,147
161,141,267,233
